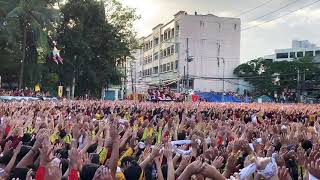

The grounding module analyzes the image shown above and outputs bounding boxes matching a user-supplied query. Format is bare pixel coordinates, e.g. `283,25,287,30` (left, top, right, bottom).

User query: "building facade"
129,11,241,93
265,40,320,62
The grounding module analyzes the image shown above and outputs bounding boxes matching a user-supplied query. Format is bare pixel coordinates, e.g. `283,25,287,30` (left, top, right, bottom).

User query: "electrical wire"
241,0,320,31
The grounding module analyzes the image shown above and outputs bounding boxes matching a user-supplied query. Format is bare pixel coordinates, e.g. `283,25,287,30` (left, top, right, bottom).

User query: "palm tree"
0,0,59,89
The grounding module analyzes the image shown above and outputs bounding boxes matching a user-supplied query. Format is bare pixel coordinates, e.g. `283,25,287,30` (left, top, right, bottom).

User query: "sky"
120,0,320,62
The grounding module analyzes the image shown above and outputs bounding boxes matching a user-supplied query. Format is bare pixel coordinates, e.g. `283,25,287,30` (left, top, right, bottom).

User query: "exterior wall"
266,40,320,62
177,14,240,92
131,11,241,92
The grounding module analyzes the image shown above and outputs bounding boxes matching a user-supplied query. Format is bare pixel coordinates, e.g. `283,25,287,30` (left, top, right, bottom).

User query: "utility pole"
217,42,225,102
296,69,300,102
222,58,225,102
130,61,134,94
186,38,189,91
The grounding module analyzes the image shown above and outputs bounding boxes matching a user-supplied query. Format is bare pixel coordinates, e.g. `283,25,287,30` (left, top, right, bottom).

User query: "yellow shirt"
63,134,72,144
98,147,108,164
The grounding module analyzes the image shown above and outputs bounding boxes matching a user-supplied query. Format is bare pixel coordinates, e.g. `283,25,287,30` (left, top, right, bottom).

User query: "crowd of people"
0,100,320,180
0,89,47,97
147,88,184,102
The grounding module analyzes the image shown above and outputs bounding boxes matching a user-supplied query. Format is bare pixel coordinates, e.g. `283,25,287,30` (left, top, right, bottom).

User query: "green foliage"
1,0,138,97
234,56,320,96
0,0,60,88
55,0,138,97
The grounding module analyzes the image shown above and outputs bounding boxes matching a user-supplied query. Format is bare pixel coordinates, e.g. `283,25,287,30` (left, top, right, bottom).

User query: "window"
290,52,295,58
167,47,171,55
164,49,167,57
234,24,237,30
175,60,178,69
167,63,171,71
154,52,158,60
164,32,167,40
297,51,303,57
171,28,175,37
306,51,314,57
139,71,142,77
153,66,158,74
175,44,180,53
160,35,164,42
316,50,320,56
171,45,174,55
160,65,163,72
154,38,159,46
163,64,166,72
167,31,171,39
160,50,163,59
176,25,180,36
171,62,174,70
276,53,288,59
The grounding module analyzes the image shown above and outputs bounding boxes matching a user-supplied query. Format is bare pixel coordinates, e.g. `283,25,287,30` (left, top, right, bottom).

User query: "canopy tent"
194,92,242,103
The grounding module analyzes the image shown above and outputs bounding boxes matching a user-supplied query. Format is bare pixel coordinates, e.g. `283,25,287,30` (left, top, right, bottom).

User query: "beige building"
127,11,241,94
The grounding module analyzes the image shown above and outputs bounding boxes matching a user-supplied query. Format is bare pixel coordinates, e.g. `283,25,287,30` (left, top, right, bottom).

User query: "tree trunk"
19,26,27,89
71,75,75,99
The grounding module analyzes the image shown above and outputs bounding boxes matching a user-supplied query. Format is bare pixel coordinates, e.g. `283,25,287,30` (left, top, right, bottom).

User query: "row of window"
161,28,175,42
143,55,153,65
160,45,175,58
144,40,153,51
142,45,176,65
143,26,179,52
141,61,178,77
276,50,320,59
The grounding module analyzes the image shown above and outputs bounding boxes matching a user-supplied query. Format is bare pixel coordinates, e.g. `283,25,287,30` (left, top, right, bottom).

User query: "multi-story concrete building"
129,11,241,93
264,40,320,62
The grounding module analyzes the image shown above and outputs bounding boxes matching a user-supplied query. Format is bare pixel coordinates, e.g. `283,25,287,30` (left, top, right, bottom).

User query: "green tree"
56,0,138,97
234,56,320,96
0,0,60,89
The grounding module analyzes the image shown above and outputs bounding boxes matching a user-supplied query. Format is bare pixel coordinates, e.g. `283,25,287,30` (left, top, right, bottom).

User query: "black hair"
123,163,142,180
90,153,100,165
301,140,312,151
0,150,13,165
80,163,100,180
22,133,32,145
87,144,98,154
177,131,186,140
61,159,69,175
8,168,29,180
15,145,32,166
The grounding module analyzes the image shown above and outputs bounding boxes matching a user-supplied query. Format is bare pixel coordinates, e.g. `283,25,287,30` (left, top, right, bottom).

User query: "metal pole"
296,69,300,102
130,61,134,94
222,58,225,102
186,38,189,91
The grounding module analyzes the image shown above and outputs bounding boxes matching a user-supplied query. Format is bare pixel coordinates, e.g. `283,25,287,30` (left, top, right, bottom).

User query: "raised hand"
211,156,224,169
39,144,54,166
68,147,81,171
278,166,291,180
93,166,112,180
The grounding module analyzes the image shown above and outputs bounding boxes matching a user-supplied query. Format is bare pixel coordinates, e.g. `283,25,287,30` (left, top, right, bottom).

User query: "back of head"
80,163,99,180
123,164,142,180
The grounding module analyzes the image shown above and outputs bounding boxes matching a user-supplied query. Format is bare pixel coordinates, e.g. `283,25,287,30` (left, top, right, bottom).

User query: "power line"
241,0,320,31
244,0,301,26
220,0,275,23
232,0,275,17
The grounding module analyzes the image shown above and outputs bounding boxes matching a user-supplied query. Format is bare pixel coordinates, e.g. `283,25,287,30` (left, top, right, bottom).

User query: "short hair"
80,163,100,180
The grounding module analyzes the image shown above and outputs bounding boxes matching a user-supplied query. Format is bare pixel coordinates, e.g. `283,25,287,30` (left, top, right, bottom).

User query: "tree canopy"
0,0,139,97
234,56,320,97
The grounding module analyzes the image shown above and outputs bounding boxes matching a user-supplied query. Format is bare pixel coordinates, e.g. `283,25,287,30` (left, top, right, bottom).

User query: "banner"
35,84,41,92
58,86,63,97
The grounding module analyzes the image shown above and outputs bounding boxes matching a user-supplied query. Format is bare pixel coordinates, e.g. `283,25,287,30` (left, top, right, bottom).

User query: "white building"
129,11,241,93
264,40,320,62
